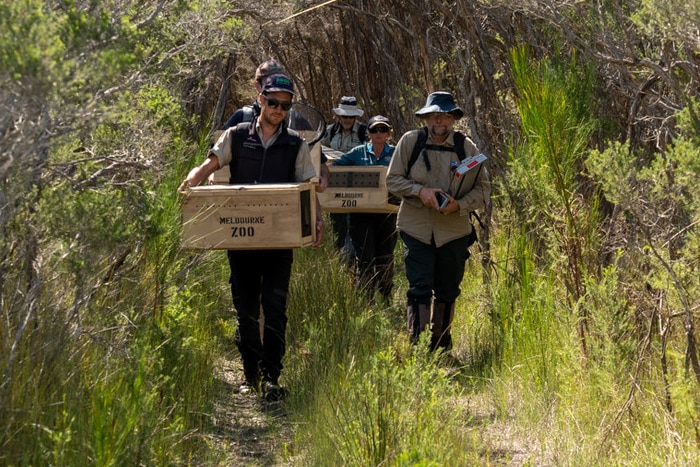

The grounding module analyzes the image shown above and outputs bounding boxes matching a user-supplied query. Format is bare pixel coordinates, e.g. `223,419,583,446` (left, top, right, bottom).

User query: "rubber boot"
407,296,431,343
430,300,455,351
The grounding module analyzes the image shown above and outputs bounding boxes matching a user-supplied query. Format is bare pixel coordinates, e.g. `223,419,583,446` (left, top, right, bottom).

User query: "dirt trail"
466,398,541,465
206,357,292,466
205,357,541,466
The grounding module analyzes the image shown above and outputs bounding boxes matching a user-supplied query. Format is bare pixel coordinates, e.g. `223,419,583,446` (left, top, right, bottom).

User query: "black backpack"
328,121,368,143
239,105,255,123
406,126,466,172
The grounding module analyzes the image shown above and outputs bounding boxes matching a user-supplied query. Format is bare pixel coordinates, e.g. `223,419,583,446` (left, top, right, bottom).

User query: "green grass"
278,236,493,465
3,84,700,464
3,202,700,465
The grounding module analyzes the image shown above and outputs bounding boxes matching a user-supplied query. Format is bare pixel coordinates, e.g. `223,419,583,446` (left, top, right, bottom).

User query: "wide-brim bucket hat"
415,91,464,119
332,96,364,117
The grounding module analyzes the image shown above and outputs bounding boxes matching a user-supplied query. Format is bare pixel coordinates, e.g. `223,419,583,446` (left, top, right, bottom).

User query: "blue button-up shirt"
332,142,395,167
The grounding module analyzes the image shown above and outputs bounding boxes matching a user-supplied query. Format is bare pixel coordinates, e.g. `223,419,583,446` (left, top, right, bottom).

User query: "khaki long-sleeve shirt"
386,129,491,247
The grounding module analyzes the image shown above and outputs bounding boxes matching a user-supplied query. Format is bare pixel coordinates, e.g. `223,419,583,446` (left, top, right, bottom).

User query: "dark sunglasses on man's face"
263,96,292,111
368,126,390,134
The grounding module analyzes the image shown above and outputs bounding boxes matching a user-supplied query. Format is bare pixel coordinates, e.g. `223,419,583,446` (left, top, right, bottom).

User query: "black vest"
228,121,302,184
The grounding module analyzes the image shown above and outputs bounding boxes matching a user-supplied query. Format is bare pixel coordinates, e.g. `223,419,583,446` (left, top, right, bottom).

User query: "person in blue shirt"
333,115,398,303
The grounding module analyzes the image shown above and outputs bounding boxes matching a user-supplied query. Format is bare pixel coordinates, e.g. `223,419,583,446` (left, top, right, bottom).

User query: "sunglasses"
368,126,390,134
263,96,292,111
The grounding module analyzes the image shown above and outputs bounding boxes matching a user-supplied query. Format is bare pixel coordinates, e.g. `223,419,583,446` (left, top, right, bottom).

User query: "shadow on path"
205,358,292,466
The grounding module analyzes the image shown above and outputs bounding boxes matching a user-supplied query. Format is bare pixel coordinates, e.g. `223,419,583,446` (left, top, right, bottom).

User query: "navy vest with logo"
228,121,301,184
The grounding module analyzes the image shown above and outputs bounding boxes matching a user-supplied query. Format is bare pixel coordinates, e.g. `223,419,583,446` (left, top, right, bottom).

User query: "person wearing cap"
219,60,328,192
332,115,398,303
221,60,285,129
321,96,369,260
386,92,491,352
179,73,325,401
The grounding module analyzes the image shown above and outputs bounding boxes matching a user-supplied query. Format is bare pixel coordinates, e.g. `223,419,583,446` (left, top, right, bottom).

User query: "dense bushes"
1,0,699,464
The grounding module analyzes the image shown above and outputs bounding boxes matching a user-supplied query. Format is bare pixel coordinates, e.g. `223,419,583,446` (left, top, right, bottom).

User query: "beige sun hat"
332,96,364,117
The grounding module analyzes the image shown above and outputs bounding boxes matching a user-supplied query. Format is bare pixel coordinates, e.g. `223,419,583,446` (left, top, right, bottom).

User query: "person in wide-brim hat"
332,96,365,117
415,91,464,119
320,95,369,264
386,88,491,357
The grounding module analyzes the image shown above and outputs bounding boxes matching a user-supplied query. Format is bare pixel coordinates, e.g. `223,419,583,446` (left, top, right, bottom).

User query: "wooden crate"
181,183,316,249
317,165,398,213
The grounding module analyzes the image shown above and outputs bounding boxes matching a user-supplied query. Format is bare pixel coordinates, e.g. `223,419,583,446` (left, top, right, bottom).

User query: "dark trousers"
400,231,471,304
348,213,397,300
227,249,293,384
330,212,350,251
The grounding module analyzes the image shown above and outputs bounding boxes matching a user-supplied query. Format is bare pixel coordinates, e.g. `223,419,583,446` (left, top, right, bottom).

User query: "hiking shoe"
262,381,289,402
237,374,261,395
237,381,259,395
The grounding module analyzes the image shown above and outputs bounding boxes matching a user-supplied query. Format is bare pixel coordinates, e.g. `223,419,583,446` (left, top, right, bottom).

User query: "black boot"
407,296,431,344
430,300,455,351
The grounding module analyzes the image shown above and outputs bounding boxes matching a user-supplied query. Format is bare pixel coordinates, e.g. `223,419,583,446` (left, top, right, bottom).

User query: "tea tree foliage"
0,0,245,464
2,0,700,464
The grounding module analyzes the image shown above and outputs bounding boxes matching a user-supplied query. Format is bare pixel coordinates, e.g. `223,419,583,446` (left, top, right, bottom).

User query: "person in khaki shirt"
386,91,490,352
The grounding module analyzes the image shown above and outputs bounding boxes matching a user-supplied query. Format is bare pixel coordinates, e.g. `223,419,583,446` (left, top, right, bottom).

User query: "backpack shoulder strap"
358,123,368,142
406,128,467,173
329,121,341,139
453,131,466,161
407,127,429,173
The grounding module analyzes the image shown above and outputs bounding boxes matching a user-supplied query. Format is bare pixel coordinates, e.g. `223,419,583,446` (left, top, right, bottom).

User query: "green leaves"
0,1,62,80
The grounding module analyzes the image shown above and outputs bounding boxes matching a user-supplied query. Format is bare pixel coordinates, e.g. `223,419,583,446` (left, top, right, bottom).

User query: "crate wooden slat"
181,183,316,249
317,165,398,213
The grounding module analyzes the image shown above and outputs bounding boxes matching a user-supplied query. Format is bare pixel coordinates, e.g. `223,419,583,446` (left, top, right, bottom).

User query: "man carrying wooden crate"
179,74,324,401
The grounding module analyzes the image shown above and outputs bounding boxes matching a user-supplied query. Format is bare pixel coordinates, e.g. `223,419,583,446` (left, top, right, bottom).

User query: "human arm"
317,162,329,192
181,127,238,191
331,145,363,166
178,155,220,192
450,164,491,215
221,109,243,130
446,138,491,215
